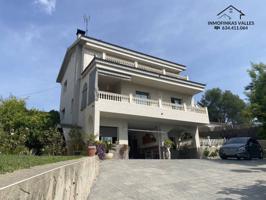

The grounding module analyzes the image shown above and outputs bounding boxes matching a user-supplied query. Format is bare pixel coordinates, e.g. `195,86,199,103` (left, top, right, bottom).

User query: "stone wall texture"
0,157,99,200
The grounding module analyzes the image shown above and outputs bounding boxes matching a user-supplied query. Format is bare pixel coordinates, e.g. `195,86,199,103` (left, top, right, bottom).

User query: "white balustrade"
162,102,185,111
105,55,135,67
97,91,129,102
104,55,188,80
97,91,207,114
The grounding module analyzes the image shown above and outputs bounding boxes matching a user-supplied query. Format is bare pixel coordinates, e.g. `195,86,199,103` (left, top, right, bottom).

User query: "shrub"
87,134,97,146
209,150,218,157
0,97,65,155
203,147,210,157
0,127,29,155
105,141,116,153
119,145,128,159
164,139,174,148
209,147,218,157
41,128,66,155
68,128,84,154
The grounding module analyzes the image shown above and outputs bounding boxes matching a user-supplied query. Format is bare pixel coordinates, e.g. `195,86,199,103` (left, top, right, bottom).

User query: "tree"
0,96,65,155
0,96,27,132
200,88,248,125
245,63,266,135
200,88,223,123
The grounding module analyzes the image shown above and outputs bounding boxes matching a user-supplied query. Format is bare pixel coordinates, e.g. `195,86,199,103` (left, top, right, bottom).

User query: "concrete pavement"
88,159,266,200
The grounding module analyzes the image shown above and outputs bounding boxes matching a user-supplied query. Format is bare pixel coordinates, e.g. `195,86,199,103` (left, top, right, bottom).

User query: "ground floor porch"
98,113,202,159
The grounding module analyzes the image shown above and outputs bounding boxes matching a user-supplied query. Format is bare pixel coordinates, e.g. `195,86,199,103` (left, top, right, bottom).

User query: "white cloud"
35,0,56,15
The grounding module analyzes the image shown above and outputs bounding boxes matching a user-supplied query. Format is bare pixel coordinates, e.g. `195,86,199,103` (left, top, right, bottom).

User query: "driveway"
88,159,266,200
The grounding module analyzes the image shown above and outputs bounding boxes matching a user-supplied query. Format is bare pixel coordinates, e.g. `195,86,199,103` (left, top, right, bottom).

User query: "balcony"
104,55,188,80
96,91,209,124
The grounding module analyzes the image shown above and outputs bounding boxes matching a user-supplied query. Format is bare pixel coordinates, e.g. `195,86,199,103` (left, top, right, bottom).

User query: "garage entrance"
128,129,163,159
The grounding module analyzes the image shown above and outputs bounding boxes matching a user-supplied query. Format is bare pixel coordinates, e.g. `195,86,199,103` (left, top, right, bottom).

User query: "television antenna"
83,15,90,35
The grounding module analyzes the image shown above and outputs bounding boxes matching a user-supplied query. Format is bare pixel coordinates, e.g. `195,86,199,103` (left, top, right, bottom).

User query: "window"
171,97,182,110
136,91,149,99
100,126,118,144
81,83,88,110
63,80,67,93
171,97,182,105
136,91,150,105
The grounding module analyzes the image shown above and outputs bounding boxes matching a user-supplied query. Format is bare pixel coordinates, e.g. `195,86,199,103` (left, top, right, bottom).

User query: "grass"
0,155,82,174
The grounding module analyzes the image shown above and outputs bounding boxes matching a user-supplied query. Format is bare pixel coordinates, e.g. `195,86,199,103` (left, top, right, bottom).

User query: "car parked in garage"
219,137,263,160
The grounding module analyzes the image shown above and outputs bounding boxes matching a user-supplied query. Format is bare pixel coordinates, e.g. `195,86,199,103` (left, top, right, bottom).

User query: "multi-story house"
57,29,209,159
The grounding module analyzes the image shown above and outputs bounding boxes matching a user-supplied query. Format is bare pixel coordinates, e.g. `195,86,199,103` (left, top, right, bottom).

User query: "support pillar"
93,109,100,141
192,126,200,149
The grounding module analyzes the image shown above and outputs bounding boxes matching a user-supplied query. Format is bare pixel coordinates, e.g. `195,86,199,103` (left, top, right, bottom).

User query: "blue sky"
0,0,265,111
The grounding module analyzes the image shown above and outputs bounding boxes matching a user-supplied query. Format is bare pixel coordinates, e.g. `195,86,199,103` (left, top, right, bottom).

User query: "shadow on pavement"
216,180,266,200
209,159,266,167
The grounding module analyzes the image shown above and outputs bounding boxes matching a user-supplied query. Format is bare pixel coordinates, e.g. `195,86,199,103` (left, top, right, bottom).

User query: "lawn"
0,155,82,174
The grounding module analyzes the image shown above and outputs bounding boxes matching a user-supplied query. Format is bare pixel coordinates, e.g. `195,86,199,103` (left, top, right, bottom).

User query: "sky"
0,0,265,111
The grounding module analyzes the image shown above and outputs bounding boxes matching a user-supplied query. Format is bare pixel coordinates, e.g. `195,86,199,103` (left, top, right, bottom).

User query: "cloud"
34,0,56,15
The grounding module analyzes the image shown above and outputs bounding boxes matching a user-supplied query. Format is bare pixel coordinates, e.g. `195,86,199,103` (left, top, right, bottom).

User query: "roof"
82,35,187,70
57,35,187,82
81,57,206,91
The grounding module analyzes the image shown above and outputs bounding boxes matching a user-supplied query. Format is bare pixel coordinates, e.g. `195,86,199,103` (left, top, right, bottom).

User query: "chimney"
76,29,86,38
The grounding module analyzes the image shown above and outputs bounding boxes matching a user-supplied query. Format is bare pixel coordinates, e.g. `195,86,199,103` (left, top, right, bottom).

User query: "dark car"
219,137,263,160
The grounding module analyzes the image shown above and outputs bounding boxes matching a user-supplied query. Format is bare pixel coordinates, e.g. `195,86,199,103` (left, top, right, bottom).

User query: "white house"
57,29,209,159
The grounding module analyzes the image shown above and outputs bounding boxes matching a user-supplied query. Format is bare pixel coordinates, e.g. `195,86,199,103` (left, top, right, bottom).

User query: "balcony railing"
97,91,207,114
105,55,188,80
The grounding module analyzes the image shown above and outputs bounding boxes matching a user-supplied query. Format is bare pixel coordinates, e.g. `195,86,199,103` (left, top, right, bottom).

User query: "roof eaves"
81,36,187,71
95,58,206,89
56,38,82,83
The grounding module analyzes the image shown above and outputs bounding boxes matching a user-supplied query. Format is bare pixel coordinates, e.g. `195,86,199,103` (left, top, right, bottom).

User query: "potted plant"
87,134,97,157
105,141,116,159
119,144,129,159
164,139,174,159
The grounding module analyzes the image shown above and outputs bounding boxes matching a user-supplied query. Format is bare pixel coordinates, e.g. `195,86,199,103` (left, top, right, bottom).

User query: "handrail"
97,91,207,114
162,102,185,111
104,55,188,80
105,55,135,67
97,91,130,102
132,97,159,107
186,106,206,114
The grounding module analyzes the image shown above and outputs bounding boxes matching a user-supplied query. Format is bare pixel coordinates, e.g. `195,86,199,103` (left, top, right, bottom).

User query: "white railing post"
158,98,162,108
183,103,187,111
134,61,138,68
102,52,106,60
129,94,133,103
162,68,166,75
205,107,209,116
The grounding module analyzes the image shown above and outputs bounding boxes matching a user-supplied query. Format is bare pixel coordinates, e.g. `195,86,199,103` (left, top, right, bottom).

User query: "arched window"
81,83,87,110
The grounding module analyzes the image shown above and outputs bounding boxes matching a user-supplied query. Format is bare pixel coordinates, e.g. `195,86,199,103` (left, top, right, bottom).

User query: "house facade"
57,29,209,159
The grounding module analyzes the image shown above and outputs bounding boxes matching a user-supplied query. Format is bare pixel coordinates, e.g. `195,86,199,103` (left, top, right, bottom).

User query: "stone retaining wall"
0,157,99,200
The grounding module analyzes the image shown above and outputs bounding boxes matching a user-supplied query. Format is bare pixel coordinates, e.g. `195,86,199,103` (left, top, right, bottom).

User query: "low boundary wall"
0,157,99,200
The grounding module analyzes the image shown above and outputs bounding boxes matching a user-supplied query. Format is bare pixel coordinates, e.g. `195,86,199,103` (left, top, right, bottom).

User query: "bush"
0,127,29,155
203,147,210,157
41,128,66,155
68,128,84,154
87,134,97,146
164,139,174,148
209,147,218,157
0,97,65,155
209,150,218,157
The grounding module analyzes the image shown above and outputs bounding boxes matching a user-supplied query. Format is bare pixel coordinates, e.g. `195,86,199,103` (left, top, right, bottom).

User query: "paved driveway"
88,159,266,200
